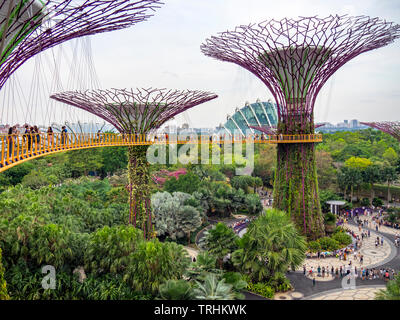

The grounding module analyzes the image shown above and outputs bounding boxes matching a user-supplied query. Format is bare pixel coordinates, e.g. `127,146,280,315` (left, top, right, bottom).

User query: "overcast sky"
3,0,400,128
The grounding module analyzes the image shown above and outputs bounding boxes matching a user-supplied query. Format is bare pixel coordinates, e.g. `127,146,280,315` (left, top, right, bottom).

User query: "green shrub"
267,272,292,292
332,232,352,247
333,226,346,234
372,197,384,207
159,279,194,300
318,237,340,251
324,213,337,226
308,240,321,253
246,281,274,299
360,198,370,207
221,272,248,299
84,225,143,274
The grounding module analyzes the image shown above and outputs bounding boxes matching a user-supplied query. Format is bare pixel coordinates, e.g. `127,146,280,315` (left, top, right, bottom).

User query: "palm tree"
204,222,239,269
159,279,194,300
186,251,221,280
193,273,236,300
375,274,400,300
232,208,307,282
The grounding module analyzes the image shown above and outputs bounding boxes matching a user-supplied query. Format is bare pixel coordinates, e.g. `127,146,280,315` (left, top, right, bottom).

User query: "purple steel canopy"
361,121,400,141
50,88,218,133
0,0,162,89
201,15,400,133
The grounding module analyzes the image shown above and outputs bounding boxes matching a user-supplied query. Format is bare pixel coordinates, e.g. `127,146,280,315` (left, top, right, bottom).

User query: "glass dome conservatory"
223,99,278,136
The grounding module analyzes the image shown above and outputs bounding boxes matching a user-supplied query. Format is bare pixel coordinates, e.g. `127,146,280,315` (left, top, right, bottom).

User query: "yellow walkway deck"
0,132,322,173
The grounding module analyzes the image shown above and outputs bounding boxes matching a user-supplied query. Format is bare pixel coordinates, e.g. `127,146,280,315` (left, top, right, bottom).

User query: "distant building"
350,119,358,128
316,119,368,133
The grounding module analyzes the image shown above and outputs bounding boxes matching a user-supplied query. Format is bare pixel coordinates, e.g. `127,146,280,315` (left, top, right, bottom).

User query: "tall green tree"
66,149,103,177
203,222,239,269
315,150,337,190
232,209,306,282
100,146,127,176
163,172,201,194
337,166,363,203
383,147,398,166
363,164,384,204
381,166,399,202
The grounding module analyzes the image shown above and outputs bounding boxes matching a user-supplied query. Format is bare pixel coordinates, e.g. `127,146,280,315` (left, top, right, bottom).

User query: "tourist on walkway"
23,124,31,151
61,126,67,145
7,127,14,158
47,127,54,149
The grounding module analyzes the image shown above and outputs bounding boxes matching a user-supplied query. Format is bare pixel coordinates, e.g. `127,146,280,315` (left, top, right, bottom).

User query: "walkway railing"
0,132,322,172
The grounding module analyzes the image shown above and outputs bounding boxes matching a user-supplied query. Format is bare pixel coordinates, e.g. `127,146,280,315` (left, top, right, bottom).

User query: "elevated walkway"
0,132,322,173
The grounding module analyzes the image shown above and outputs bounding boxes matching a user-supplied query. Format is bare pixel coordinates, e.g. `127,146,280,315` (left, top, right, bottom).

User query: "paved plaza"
297,222,394,280
307,286,386,300
355,214,400,237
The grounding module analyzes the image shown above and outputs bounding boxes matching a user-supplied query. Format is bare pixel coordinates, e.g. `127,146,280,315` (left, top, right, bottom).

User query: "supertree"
361,122,400,141
50,88,218,238
201,15,400,239
0,0,162,90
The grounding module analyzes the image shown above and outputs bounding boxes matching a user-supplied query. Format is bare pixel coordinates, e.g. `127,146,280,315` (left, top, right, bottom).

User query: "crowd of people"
304,263,397,282
339,205,400,232
304,205,400,286
230,218,252,234
3,125,68,160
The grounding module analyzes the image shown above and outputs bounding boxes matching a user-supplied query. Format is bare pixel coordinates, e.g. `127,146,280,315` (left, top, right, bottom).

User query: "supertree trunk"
127,145,152,239
273,115,325,240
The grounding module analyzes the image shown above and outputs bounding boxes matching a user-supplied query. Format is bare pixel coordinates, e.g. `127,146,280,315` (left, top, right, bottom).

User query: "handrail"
0,132,322,172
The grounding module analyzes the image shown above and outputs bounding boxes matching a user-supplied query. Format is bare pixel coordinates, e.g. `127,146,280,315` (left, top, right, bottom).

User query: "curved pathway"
287,216,399,300
306,285,386,300
296,222,394,277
